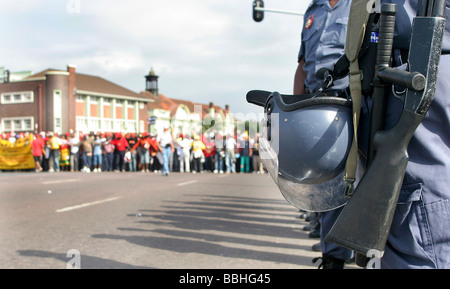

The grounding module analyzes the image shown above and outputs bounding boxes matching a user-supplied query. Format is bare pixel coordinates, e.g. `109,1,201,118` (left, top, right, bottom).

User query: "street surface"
0,171,341,269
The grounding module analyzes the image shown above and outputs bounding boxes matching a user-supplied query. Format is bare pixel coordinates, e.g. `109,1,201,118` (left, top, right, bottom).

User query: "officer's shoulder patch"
305,14,314,29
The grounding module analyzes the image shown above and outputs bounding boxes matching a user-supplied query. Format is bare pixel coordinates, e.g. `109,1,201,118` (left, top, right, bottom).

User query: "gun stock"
326,108,422,255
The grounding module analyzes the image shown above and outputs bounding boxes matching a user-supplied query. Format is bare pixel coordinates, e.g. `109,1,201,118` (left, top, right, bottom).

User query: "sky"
0,0,310,117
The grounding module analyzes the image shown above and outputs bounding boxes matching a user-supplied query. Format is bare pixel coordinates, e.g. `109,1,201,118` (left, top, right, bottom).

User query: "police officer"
363,0,450,268
293,0,354,268
294,0,350,95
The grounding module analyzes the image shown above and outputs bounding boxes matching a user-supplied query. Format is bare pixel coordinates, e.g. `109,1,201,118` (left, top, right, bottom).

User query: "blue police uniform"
359,0,450,268
298,0,351,93
298,0,354,263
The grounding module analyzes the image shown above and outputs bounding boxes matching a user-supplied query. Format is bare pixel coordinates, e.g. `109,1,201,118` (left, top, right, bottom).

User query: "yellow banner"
0,134,35,170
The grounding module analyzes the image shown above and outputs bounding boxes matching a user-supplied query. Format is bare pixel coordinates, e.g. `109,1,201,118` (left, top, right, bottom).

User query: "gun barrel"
368,3,397,166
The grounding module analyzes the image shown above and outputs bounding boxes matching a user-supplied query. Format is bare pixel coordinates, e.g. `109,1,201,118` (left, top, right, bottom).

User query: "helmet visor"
259,92,352,212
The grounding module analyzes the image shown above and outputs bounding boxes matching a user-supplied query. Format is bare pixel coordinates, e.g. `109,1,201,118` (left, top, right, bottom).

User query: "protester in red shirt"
149,133,162,172
203,136,216,172
111,133,129,172
131,132,152,172
31,134,45,172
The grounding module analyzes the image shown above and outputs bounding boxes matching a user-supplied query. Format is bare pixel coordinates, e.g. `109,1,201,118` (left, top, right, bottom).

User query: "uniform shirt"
298,0,351,93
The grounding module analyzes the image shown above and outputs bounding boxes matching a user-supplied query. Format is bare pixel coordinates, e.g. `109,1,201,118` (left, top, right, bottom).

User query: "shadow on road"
92,194,315,268
17,249,153,269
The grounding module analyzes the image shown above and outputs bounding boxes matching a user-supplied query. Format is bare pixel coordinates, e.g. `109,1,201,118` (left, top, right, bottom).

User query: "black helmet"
247,90,353,212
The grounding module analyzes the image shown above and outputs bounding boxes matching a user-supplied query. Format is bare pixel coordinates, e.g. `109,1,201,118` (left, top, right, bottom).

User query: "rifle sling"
343,0,372,195
344,61,362,196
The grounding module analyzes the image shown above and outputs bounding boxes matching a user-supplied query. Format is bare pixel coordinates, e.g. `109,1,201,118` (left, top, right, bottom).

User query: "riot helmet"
247,90,353,212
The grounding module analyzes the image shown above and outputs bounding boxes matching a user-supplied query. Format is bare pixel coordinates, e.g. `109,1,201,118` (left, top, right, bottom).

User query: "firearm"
325,0,446,267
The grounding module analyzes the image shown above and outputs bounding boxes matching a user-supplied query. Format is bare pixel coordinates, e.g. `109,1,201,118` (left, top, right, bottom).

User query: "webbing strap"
343,0,373,196
344,61,362,196
345,1,371,62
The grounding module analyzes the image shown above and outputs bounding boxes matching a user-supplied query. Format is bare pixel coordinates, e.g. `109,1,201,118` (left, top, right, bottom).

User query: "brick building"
0,65,153,135
0,65,234,137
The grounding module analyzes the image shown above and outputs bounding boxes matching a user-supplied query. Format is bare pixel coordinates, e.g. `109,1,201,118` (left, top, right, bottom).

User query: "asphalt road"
0,170,330,269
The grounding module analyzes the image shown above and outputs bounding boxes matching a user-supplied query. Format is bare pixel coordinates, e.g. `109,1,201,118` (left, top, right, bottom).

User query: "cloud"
0,0,309,115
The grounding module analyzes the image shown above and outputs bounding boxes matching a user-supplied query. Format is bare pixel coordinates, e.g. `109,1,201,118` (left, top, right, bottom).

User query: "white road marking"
43,179,80,185
177,180,198,186
56,196,121,213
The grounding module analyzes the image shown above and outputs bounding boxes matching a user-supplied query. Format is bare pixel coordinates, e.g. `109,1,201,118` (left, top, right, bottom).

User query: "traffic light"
252,0,264,22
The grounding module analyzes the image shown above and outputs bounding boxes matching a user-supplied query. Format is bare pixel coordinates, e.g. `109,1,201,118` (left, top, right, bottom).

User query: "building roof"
26,69,151,101
140,91,176,111
25,67,229,117
141,91,228,119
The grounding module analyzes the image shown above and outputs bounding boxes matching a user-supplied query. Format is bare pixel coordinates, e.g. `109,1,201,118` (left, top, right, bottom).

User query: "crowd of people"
1,129,266,175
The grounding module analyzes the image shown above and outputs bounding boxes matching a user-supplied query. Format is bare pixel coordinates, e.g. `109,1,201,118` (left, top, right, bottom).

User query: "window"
23,92,32,102
55,118,61,129
3,120,11,131
14,120,21,129
90,96,99,104
1,91,34,104
1,117,34,131
54,90,62,133
76,95,85,102
23,119,32,130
